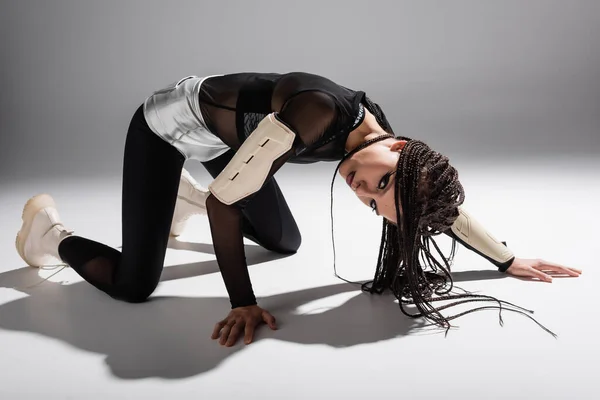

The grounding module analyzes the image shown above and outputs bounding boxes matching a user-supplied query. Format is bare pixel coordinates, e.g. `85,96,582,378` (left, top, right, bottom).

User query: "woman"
15,72,581,347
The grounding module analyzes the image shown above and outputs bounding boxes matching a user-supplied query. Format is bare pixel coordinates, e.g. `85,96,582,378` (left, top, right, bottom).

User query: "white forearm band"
208,113,296,205
450,207,515,266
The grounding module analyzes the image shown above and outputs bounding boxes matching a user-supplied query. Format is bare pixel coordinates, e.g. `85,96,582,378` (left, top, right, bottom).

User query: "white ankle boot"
170,168,210,237
16,194,74,267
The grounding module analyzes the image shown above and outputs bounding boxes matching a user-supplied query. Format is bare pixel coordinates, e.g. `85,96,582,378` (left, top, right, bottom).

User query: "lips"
346,171,355,187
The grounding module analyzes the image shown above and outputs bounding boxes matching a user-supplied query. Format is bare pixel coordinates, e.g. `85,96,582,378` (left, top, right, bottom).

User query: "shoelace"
17,227,75,290
17,263,70,290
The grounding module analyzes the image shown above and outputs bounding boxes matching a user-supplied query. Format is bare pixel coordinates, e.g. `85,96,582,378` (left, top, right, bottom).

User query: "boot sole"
15,194,56,267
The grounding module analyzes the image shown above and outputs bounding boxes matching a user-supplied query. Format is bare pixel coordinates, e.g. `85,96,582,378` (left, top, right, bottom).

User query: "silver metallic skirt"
143,75,229,161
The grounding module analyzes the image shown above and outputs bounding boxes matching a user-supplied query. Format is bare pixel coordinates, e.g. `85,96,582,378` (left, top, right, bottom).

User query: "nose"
354,180,376,197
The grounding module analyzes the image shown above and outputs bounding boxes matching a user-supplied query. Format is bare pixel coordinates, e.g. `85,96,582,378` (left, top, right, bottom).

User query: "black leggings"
58,104,301,303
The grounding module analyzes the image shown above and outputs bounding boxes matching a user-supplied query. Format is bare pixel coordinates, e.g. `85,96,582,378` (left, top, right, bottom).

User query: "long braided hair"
329,98,556,336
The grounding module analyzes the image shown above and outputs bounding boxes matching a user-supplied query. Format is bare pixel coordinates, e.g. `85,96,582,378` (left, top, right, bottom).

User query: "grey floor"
0,158,597,399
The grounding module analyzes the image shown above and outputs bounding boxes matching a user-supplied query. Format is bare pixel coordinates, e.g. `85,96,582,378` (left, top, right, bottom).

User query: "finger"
535,260,582,275
263,312,278,330
542,271,574,277
536,264,581,277
562,266,583,274
244,320,258,345
226,320,244,347
540,269,580,277
219,320,235,346
530,268,553,283
555,267,582,276
211,319,227,340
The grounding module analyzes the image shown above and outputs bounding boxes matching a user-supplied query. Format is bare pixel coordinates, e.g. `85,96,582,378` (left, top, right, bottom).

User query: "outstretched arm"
445,207,581,282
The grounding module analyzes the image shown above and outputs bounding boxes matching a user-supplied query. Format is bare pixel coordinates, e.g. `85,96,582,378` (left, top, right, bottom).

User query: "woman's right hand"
211,305,278,347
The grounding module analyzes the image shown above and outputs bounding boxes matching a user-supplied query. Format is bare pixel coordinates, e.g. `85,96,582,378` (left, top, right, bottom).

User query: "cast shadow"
159,237,292,281
0,240,504,381
450,269,507,283
0,242,418,380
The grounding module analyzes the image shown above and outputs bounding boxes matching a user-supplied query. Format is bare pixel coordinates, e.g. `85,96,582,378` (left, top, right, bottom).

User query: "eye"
371,171,395,214
378,171,393,190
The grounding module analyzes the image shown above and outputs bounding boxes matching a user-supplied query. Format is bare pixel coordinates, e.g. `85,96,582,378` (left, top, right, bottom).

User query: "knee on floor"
273,230,302,254
115,281,159,303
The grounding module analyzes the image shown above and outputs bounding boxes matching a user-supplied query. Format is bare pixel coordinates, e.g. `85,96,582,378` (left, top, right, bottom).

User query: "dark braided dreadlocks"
329,97,557,337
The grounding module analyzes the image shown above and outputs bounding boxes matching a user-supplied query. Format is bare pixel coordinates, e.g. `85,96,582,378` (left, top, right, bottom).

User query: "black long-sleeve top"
199,72,378,308
198,72,510,308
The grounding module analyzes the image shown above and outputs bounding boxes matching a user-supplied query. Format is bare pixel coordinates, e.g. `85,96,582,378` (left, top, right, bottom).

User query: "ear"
390,140,407,152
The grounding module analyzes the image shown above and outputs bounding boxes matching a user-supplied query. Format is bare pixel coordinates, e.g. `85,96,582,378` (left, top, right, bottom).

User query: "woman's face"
339,138,407,223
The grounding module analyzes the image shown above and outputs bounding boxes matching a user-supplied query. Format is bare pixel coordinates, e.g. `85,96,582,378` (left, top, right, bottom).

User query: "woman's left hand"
506,258,582,282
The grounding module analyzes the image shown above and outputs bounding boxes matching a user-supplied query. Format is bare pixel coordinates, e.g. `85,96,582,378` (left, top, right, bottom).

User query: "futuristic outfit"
143,75,229,162
16,72,514,308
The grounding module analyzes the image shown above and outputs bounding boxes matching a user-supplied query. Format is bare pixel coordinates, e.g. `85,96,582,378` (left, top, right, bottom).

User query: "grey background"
1,0,599,181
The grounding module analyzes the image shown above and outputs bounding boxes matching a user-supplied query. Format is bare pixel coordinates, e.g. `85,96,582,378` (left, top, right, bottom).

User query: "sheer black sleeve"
206,91,337,308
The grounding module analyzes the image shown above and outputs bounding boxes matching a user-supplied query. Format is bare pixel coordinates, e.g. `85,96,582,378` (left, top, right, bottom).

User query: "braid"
329,99,556,337
392,139,464,329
